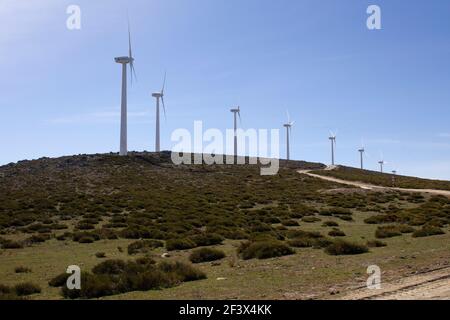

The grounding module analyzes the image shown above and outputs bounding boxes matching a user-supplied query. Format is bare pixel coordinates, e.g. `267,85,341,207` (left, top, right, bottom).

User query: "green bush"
158,261,207,282
325,240,369,255
302,216,321,223
238,241,294,260
189,248,225,263
166,238,197,251
95,252,106,258
92,259,127,275
1,240,23,249
0,284,12,294
49,273,70,287
127,240,164,255
322,221,339,227
192,233,224,247
14,266,31,273
412,226,445,238
281,219,300,227
61,259,206,299
367,240,387,248
14,282,41,296
328,229,346,237
375,225,414,239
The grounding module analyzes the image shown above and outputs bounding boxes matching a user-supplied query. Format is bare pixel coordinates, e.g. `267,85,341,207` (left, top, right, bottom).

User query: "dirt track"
339,266,450,300
298,170,450,197
298,169,450,299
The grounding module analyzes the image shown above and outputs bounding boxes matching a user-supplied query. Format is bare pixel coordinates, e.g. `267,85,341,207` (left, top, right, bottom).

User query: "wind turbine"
378,160,385,173
329,132,337,166
114,19,137,156
152,72,166,153
358,140,365,170
283,111,294,160
230,106,241,157
378,152,387,173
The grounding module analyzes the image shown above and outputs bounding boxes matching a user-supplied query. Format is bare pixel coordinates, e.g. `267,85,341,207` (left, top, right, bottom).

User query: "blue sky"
1,0,450,179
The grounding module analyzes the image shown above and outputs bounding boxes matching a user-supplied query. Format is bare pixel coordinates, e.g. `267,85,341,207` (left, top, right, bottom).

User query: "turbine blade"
127,17,137,84
161,96,167,121
286,110,290,123
161,71,166,94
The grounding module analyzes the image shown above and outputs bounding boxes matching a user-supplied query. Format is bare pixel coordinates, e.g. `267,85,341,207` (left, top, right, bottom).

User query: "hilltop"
0,153,449,299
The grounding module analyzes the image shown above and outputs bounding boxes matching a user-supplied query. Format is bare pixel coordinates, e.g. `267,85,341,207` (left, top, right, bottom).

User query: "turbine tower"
230,106,241,157
378,160,386,173
114,20,136,156
358,147,365,170
378,152,387,173
329,132,337,166
283,111,294,160
152,73,166,153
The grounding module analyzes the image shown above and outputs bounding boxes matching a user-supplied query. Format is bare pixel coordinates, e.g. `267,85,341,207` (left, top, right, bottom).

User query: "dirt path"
339,266,450,300
298,170,450,197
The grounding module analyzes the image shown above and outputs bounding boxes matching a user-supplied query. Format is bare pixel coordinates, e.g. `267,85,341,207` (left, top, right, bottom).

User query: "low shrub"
1,240,23,249
238,241,294,260
62,260,206,299
328,229,346,237
14,266,32,273
281,219,300,227
302,216,321,223
375,226,402,239
48,273,70,287
92,259,127,275
375,225,415,239
189,248,225,263
191,233,224,247
14,282,41,296
128,240,164,255
325,240,369,256
166,238,197,251
367,240,387,248
322,221,339,227
412,226,445,238
95,252,106,258
158,261,207,282
0,284,11,294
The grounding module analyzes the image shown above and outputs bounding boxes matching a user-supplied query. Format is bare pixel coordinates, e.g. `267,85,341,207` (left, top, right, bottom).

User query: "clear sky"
1,0,450,179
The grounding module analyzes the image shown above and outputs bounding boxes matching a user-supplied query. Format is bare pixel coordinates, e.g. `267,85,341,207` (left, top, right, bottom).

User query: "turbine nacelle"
115,56,133,64
152,92,163,98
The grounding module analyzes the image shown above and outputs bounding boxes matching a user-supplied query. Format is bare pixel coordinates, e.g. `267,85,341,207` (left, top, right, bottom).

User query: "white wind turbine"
283,111,294,160
114,19,137,156
152,72,166,153
329,131,337,166
378,152,387,173
358,139,366,170
230,106,241,157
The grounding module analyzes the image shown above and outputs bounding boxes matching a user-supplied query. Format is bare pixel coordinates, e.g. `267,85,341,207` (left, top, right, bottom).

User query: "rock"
216,277,227,281
161,253,171,258
329,287,340,295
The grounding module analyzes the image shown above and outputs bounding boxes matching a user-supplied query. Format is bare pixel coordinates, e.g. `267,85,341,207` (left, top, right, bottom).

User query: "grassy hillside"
312,166,450,191
0,153,449,299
